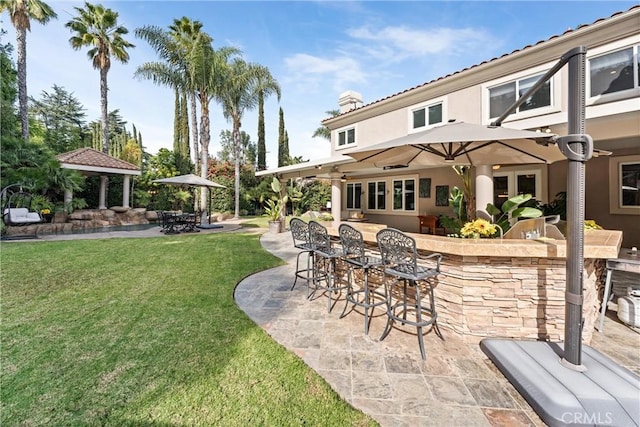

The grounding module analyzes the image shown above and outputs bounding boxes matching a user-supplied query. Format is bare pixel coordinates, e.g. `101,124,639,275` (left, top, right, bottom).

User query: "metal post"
562,46,587,369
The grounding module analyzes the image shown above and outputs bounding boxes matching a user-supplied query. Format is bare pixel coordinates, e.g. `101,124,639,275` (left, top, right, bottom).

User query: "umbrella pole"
558,46,593,370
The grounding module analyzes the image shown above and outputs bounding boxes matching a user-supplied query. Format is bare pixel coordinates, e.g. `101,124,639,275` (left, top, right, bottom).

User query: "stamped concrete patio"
235,231,640,427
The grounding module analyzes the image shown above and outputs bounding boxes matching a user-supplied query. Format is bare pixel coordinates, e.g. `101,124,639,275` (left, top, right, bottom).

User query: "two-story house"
258,6,639,247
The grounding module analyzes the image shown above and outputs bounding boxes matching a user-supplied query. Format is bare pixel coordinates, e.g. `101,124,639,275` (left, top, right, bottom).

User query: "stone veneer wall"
4,208,157,236
436,255,605,344
331,254,605,345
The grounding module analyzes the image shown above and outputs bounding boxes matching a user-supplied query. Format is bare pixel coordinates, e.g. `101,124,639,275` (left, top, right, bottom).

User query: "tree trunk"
16,27,28,141
233,119,241,219
199,97,210,214
100,67,109,154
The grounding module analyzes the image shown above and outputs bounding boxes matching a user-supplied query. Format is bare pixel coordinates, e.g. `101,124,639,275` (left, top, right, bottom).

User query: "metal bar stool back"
290,218,314,296
338,224,386,334
308,220,346,312
376,228,444,360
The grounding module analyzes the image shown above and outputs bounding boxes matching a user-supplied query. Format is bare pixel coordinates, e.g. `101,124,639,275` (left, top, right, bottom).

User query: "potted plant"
263,177,288,233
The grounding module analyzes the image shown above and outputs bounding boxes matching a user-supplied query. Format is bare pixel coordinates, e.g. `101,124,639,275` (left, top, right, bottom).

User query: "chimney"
338,90,363,113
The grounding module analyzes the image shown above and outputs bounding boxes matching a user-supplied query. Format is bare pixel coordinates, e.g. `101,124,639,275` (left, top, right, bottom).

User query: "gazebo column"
330,173,342,221
475,164,494,220
122,175,131,209
98,175,108,210
64,189,73,213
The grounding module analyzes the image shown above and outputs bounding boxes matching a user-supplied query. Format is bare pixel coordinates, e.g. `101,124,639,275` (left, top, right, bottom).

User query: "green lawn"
1,233,376,426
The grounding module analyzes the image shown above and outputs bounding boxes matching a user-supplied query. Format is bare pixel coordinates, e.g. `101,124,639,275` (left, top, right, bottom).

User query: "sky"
1,1,636,170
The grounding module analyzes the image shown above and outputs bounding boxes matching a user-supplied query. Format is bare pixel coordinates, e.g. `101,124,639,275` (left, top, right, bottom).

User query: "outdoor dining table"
162,212,200,234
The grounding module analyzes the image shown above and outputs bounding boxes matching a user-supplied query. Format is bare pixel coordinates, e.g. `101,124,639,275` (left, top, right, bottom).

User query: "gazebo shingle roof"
57,148,140,172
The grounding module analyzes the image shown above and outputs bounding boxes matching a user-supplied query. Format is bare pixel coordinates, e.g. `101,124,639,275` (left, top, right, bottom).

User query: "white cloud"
346,25,497,62
283,53,367,93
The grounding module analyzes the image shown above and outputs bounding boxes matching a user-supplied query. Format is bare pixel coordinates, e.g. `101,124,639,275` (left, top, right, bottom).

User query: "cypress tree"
180,90,189,160
277,107,285,167
283,130,289,164
257,91,266,171
173,89,180,152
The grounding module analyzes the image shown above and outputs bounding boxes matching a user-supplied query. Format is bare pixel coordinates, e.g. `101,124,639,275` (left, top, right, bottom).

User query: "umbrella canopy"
152,174,226,188
343,121,563,167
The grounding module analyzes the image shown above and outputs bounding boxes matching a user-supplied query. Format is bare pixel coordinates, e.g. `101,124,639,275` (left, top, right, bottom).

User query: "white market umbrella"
152,174,226,223
343,121,563,167
152,173,226,188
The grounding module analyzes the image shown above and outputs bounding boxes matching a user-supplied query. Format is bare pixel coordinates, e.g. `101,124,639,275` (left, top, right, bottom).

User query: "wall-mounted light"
535,126,552,133
492,165,501,170
341,175,347,182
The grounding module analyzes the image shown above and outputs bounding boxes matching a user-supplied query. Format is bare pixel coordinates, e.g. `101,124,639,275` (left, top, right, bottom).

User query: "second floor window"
412,102,443,129
590,46,639,97
346,182,362,209
338,128,355,147
489,73,551,118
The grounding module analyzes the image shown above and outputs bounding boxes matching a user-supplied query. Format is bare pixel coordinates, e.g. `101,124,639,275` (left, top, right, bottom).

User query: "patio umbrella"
152,174,226,224
152,173,226,188
342,121,562,167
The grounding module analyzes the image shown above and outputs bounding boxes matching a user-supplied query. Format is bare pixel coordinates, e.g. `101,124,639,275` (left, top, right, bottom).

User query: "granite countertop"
323,221,622,259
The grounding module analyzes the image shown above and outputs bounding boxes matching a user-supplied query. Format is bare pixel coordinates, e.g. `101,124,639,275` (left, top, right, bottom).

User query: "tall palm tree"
219,59,270,218
312,109,340,140
255,73,280,171
66,2,134,154
168,17,208,169
188,43,239,213
0,0,57,141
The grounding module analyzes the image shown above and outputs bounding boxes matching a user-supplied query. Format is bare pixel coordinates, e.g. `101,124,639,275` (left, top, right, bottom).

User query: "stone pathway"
235,231,640,427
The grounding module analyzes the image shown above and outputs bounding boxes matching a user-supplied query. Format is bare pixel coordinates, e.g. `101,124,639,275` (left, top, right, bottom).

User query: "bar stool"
308,220,347,313
338,224,386,334
289,218,314,297
376,228,444,360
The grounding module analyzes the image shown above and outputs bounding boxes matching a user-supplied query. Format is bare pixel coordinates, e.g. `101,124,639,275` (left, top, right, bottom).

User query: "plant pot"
269,220,284,233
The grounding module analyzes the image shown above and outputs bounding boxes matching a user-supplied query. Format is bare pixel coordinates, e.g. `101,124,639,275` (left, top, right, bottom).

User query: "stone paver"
235,231,640,427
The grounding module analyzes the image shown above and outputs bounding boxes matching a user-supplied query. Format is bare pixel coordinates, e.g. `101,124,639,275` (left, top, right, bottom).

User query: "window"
392,179,416,211
367,181,386,210
621,163,640,208
489,73,551,118
609,155,640,215
346,182,362,210
338,127,355,147
589,46,639,97
412,102,443,129
493,170,541,210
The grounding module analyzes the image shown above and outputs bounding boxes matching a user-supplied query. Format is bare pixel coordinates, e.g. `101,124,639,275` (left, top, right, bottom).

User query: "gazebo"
56,148,141,210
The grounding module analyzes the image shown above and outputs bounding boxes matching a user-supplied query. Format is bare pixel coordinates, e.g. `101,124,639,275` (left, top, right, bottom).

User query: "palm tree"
168,17,209,169
255,73,280,171
188,43,239,213
66,2,134,154
136,19,212,177
312,109,340,140
219,59,271,218
0,0,57,141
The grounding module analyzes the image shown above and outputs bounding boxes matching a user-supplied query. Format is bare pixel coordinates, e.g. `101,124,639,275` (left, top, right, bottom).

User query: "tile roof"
56,148,140,172
324,5,639,122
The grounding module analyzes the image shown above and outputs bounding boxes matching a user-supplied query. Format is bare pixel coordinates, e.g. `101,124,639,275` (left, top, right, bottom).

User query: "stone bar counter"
322,220,622,344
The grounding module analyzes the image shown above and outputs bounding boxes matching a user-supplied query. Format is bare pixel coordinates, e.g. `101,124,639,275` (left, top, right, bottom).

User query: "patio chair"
308,220,347,313
290,218,314,296
376,228,444,360
338,224,386,334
